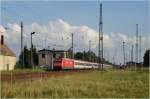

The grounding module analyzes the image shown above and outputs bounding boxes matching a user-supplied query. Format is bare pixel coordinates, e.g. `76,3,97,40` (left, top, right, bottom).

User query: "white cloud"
22,19,114,52
7,23,21,32
0,25,6,33
0,19,149,64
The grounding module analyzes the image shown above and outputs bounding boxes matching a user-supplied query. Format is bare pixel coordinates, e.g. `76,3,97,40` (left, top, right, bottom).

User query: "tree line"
74,51,112,65
16,45,38,68
16,46,149,68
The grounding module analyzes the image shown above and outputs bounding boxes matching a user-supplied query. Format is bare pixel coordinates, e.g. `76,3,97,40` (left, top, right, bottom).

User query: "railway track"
1,69,95,81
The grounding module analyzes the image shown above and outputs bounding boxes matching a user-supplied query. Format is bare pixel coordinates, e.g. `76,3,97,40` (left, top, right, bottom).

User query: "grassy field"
1,69,149,98
1,68,46,75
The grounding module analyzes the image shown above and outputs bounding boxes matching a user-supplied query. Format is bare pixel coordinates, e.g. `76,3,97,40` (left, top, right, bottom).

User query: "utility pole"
83,50,85,61
131,45,134,65
107,50,109,62
71,33,74,59
45,38,47,66
31,33,33,69
135,24,138,69
113,48,117,66
21,21,24,68
89,40,91,62
139,35,142,68
123,42,126,66
52,48,55,70
99,3,103,70
31,32,35,69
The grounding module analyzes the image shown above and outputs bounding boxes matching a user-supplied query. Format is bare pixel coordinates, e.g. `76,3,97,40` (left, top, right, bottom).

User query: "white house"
0,35,16,71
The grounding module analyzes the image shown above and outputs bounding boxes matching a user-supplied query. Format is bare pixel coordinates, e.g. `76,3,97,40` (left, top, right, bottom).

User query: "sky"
0,0,149,64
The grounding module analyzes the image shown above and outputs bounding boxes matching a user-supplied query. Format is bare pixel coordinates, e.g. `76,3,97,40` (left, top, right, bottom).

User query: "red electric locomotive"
53,58,74,70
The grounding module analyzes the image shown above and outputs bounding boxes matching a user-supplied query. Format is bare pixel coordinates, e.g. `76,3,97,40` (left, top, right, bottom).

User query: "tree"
17,45,31,68
74,51,98,62
88,51,97,62
68,48,72,58
23,46,31,68
74,52,83,60
16,45,39,68
32,46,39,66
74,51,111,64
143,49,149,67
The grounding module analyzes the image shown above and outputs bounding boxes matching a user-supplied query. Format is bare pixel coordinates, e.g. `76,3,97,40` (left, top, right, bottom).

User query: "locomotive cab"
53,58,74,70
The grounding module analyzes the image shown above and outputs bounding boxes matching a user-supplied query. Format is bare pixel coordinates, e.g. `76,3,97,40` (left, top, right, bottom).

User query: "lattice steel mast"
99,3,103,70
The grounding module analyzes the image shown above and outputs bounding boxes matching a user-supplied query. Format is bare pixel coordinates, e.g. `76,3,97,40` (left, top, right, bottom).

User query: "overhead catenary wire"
0,2,122,65
1,3,52,24
1,6,59,51
1,5,70,50
1,6,34,23
17,3,49,22
18,3,73,50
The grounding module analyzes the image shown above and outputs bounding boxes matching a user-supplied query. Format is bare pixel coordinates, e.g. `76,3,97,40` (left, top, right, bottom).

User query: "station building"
38,49,70,68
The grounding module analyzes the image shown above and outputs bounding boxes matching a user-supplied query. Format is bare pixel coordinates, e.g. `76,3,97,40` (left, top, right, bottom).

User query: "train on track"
53,58,112,70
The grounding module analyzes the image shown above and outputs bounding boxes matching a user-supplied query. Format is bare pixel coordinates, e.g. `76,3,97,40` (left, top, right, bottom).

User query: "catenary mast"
99,3,103,70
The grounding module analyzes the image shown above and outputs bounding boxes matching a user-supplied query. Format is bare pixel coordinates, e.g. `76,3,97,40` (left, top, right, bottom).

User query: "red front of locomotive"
53,58,62,70
62,59,74,69
53,58,74,70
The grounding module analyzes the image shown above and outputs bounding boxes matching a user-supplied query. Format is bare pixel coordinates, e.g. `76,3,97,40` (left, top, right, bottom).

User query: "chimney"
1,35,4,45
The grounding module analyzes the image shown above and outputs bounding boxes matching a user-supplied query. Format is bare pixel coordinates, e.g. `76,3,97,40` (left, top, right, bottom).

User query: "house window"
42,54,45,58
7,64,9,71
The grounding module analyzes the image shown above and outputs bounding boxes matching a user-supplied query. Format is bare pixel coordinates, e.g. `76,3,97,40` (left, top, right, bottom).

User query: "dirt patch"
1,69,95,81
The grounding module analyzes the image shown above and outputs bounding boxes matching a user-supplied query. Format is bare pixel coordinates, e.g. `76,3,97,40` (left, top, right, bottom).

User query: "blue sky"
0,0,149,64
1,0,149,36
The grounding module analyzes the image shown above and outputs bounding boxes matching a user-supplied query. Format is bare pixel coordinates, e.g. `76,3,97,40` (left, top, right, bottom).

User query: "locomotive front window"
54,60,61,63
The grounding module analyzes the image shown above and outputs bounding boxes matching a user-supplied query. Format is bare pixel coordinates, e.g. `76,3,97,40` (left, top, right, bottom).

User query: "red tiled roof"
0,42,16,57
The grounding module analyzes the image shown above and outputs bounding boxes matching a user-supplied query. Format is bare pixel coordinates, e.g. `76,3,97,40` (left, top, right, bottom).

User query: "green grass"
1,69,149,98
1,67,45,75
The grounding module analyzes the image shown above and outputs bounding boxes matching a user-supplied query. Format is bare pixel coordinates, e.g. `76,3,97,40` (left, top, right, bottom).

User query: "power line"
1,6,69,50
18,3,49,21
1,6,33,23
